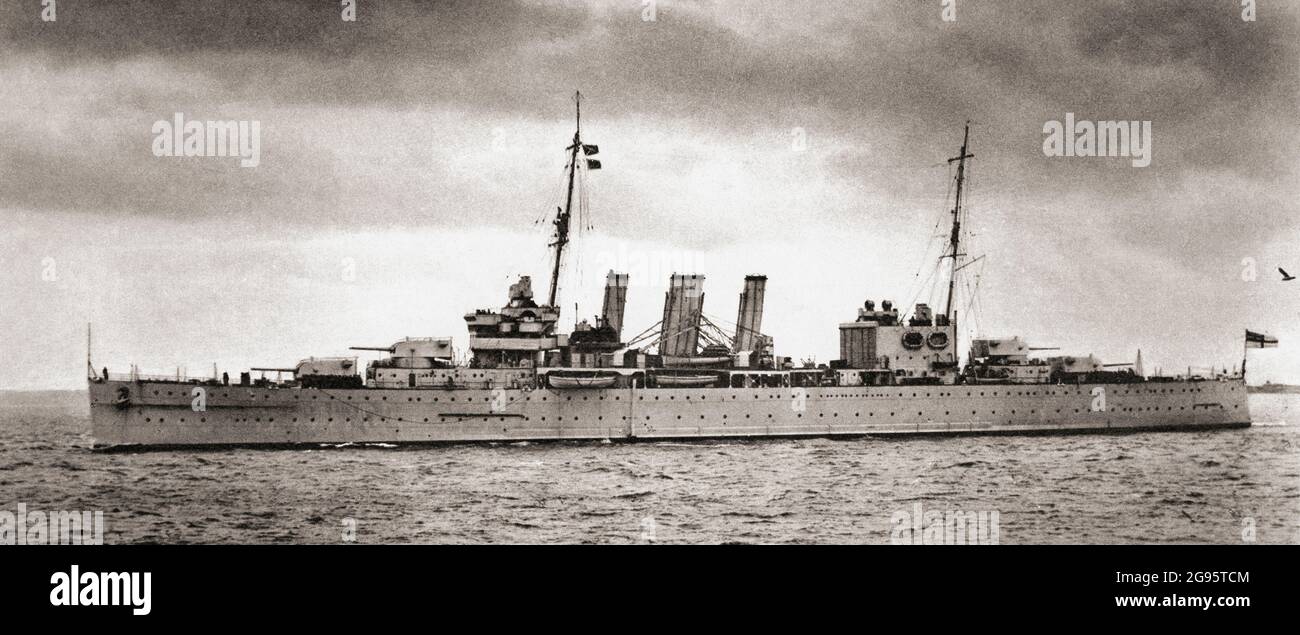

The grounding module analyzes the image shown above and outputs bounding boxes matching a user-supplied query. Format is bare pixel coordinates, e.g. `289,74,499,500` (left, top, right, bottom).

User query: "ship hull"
87,377,1251,449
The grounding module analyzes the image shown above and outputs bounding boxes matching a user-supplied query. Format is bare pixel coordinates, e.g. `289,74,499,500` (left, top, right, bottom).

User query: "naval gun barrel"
348,346,395,352
250,367,297,373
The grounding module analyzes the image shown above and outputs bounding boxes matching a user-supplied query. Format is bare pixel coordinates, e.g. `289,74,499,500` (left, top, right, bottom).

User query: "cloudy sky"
1,0,1297,389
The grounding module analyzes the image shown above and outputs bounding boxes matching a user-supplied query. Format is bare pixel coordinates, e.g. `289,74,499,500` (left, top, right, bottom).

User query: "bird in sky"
1280,267,1295,282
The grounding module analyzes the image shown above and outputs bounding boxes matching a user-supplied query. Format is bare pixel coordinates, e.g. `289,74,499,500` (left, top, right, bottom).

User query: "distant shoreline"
0,389,87,396
1247,384,1300,394
0,390,88,408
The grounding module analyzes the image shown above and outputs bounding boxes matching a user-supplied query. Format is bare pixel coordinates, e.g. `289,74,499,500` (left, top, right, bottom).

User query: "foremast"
547,91,600,308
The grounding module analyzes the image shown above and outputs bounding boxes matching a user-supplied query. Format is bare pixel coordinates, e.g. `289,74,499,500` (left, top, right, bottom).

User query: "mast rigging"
944,121,974,319
547,91,600,308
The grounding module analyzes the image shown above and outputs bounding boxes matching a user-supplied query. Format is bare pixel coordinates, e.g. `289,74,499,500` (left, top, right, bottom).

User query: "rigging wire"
570,159,589,323
958,152,983,335
902,160,957,315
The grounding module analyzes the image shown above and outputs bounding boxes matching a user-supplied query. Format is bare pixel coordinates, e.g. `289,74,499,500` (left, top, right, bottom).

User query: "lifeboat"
653,373,718,388
546,371,618,389
659,355,732,366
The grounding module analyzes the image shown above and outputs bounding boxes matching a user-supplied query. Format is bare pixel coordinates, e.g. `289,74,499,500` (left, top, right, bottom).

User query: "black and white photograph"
0,0,1296,619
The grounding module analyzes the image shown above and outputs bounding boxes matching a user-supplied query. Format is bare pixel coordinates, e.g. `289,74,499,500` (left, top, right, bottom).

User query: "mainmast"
944,121,974,319
547,91,600,308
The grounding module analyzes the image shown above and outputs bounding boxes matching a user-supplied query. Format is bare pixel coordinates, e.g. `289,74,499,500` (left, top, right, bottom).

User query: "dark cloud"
1073,0,1287,93
0,0,588,61
0,0,1295,241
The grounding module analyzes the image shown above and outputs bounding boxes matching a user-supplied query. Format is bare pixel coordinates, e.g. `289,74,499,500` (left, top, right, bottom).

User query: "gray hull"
87,378,1251,449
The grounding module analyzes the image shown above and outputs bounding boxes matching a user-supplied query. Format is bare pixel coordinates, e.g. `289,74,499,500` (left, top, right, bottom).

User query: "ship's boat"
653,373,718,387
660,355,732,366
547,371,618,389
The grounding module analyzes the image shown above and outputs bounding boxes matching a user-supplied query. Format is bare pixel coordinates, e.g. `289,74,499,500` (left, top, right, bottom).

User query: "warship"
87,95,1256,448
